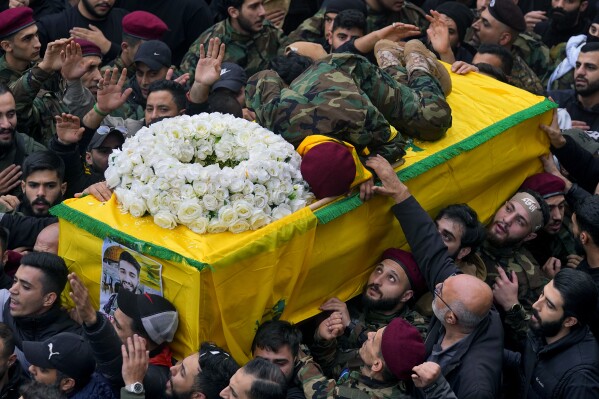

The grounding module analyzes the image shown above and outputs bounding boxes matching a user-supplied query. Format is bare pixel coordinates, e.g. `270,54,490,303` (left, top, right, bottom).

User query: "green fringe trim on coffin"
50,203,209,271
314,98,557,225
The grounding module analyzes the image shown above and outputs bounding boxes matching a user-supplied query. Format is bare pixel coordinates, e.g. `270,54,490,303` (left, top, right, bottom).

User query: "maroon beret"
381,318,425,380
300,142,356,199
519,172,565,199
488,0,526,33
74,39,102,58
122,11,168,40
0,7,35,39
381,248,427,299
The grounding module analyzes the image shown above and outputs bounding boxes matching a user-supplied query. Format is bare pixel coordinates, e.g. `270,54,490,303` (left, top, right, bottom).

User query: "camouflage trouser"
327,55,452,141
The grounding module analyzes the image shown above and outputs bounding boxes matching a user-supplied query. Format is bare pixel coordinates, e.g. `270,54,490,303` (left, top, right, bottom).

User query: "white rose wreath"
104,113,314,234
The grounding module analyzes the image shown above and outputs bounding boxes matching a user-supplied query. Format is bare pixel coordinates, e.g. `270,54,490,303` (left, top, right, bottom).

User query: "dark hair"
122,32,142,47
575,195,599,245
20,252,68,307
474,62,509,83
22,151,65,182
194,342,240,399
580,42,599,54
476,44,514,75
0,323,15,358
520,189,551,229
435,204,486,251
119,251,141,273
147,80,187,111
225,0,244,11
243,358,287,399
269,53,313,85
0,83,12,97
332,9,366,34
251,320,302,358
553,268,598,327
208,91,243,118
19,381,66,399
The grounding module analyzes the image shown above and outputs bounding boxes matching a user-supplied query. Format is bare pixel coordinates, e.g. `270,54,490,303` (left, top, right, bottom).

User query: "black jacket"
392,196,503,399
508,326,599,398
83,312,171,398
551,135,599,194
0,361,28,399
548,90,599,135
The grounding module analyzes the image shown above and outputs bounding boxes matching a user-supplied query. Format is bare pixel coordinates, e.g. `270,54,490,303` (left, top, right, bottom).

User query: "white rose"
128,196,148,218
228,220,250,234
289,199,307,212
186,216,209,234
193,180,209,196
177,199,204,224
207,219,228,234
104,166,121,188
202,194,219,211
250,210,271,230
214,186,229,202
233,200,253,219
117,158,134,175
154,211,178,229
271,204,292,220
228,177,245,193
269,190,288,205
218,205,238,225
253,184,267,196
254,195,268,209
180,184,195,199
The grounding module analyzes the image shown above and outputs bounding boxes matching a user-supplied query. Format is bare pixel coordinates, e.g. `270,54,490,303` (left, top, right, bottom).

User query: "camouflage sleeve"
10,65,53,143
287,8,325,43
310,336,339,377
62,80,95,120
503,305,530,348
245,70,311,146
297,356,339,399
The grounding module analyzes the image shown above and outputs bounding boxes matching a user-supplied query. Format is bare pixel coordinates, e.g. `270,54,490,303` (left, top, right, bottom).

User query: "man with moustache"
0,151,66,217
534,0,589,49
504,268,599,397
521,173,577,273
36,0,128,64
314,248,428,378
0,84,45,197
549,42,599,132
180,0,293,81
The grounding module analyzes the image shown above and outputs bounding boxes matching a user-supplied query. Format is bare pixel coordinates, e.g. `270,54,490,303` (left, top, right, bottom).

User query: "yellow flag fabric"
54,70,555,363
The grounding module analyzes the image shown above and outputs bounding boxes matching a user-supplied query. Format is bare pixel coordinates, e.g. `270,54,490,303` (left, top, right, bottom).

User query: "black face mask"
587,34,599,43
550,7,581,31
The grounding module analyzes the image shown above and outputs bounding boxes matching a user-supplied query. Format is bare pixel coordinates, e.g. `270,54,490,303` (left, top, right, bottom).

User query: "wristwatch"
125,382,144,394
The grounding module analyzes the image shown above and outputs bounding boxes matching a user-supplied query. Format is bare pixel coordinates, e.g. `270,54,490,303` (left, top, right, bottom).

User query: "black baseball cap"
23,333,95,381
134,40,172,70
212,62,247,93
87,125,126,151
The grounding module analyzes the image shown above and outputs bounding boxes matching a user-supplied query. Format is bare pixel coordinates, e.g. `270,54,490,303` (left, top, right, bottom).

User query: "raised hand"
0,165,22,195
68,272,98,326
96,67,133,114
55,113,85,145
195,37,226,87
69,24,112,54
0,195,20,211
377,22,421,43
61,41,87,81
492,266,519,312
366,155,411,203
426,11,453,62
39,38,71,73
122,335,149,386
539,109,567,149
317,312,346,341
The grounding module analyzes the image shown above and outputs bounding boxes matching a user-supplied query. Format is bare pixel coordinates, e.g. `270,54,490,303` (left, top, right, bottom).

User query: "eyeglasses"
97,125,128,135
434,283,458,321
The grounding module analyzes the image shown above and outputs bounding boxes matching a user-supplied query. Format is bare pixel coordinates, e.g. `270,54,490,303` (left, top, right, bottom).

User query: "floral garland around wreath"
104,113,315,234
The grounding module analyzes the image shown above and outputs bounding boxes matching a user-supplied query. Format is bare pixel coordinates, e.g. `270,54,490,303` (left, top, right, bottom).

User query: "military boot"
404,39,452,96
374,39,406,69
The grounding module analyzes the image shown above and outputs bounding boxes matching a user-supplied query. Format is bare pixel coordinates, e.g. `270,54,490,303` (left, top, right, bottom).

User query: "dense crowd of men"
0,0,596,397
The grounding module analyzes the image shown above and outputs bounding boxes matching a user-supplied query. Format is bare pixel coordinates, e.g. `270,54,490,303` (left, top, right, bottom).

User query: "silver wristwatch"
125,382,144,394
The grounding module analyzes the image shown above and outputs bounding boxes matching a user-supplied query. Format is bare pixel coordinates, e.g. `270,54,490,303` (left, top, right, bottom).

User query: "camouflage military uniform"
287,3,428,43
524,226,577,268
180,19,291,82
298,357,412,399
246,53,452,162
546,42,575,91
311,302,429,378
0,55,25,86
10,65,69,145
509,54,545,95
512,33,552,84
480,240,548,347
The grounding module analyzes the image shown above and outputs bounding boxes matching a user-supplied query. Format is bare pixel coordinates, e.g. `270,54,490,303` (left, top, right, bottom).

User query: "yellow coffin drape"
55,69,555,363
